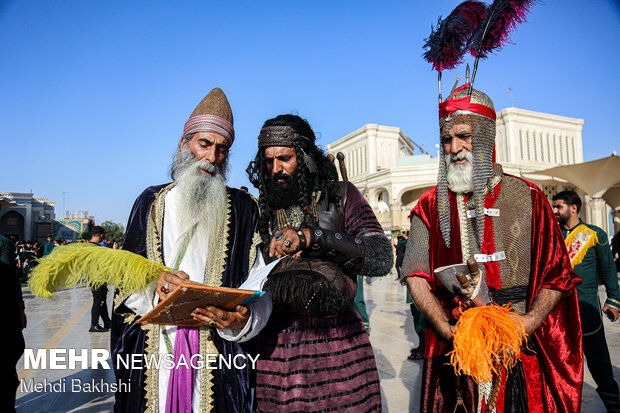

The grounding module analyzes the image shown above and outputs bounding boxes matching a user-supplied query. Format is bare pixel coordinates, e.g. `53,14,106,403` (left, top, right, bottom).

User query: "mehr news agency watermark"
20,348,259,394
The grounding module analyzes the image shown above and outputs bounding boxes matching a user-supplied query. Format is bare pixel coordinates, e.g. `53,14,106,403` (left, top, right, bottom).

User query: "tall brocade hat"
183,87,235,145
422,0,535,248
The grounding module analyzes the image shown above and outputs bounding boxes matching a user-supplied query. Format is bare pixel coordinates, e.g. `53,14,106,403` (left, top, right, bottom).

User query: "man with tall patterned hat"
401,2,583,411
111,87,271,412
246,114,392,412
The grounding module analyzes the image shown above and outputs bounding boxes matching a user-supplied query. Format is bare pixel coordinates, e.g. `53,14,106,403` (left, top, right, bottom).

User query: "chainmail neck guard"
437,87,495,248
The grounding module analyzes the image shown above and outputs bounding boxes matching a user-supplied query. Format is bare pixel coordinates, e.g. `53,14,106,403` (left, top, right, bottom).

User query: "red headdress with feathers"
422,0,537,108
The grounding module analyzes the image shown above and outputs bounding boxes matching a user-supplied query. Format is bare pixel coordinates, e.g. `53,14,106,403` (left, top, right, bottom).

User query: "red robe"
408,176,583,412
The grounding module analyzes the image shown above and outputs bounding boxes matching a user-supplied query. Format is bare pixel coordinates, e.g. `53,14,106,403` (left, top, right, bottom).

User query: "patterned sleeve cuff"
605,297,620,311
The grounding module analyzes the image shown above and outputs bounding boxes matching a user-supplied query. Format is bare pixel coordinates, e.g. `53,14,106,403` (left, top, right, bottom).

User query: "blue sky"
1,1,619,226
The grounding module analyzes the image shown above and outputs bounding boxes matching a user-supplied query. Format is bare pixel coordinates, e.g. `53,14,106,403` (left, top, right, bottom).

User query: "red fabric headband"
438,84,496,121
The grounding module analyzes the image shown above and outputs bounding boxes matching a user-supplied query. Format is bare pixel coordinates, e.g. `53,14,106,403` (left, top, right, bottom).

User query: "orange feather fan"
448,304,528,383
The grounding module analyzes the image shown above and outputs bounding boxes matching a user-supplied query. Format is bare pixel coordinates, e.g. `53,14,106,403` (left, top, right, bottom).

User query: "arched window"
0,210,25,240
377,190,390,213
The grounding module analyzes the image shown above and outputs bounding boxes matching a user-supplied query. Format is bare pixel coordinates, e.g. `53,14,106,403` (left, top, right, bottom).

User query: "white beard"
171,146,227,252
445,151,473,194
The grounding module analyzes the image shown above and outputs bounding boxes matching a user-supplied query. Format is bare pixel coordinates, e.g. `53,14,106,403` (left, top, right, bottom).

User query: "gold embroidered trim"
144,324,160,413
113,292,128,312
199,327,220,412
123,313,138,324
198,190,232,411
146,184,173,265
249,231,262,270
243,190,261,270
143,183,173,413
606,298,620,311
202,190,230,285
139,184,231,412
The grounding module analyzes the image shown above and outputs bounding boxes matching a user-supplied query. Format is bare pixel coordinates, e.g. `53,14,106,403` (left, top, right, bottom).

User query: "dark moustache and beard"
555,211,570,226
265,171,302,210
170,146,228,249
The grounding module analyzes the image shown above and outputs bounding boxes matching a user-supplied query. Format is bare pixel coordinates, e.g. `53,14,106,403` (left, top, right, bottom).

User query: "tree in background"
100,221,125,244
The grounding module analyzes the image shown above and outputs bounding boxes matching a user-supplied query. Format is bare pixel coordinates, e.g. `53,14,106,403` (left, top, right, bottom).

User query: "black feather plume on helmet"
468,0,537,59
422,1,487,72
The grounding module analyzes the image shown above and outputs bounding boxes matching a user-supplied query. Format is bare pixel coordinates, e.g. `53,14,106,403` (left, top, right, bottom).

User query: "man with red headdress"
401,83,583,412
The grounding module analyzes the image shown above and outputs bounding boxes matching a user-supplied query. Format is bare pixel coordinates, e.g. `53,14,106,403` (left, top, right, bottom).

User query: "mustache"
194,160,217,174
449,150,472,162
271,172,292,181
171,144,228,181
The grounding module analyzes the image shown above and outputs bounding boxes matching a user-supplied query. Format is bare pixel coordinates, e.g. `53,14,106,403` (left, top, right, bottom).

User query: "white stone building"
325,108,611,235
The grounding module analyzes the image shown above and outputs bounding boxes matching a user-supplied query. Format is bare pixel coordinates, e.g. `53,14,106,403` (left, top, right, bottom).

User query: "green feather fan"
29,243,171,299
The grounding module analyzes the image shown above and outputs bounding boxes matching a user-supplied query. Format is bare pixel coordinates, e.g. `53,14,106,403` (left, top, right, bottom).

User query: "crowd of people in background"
9,234,122,283
11,236,61,281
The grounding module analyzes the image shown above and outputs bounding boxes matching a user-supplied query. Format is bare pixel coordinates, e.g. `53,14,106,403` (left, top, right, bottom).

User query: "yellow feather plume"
29,243,171,299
